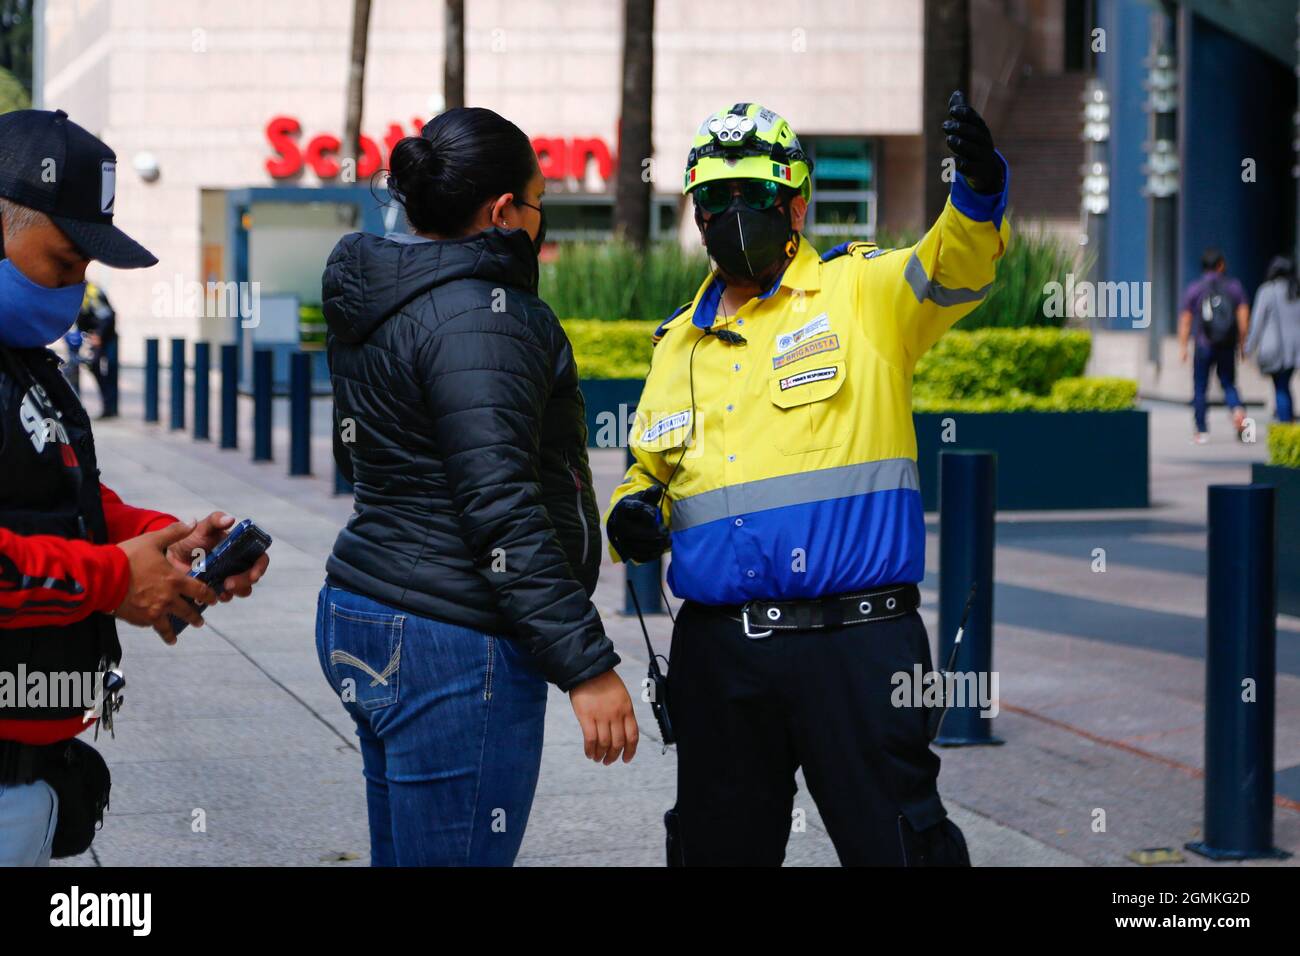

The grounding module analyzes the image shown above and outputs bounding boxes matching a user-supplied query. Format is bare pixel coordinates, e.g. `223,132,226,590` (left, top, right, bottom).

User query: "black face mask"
700,198,794,282
533,205,547,254
515,199,546,255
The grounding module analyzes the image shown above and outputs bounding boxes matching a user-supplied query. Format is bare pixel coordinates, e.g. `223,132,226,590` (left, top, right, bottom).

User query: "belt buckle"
741,604,773,639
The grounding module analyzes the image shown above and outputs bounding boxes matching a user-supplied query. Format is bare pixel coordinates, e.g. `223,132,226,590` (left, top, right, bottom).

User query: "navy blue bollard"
143,338,159,423
935,450,1002,747
220,344,238,449
169,338,185,431
334,464,354,496
289,352,312,476
193,342,211,441
102,337,119,418
1186,484,1290,860
623,443,664,615
252,348,273,462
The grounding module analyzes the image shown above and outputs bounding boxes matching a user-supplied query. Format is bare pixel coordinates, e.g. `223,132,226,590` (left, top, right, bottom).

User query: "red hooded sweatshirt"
0,485,176,744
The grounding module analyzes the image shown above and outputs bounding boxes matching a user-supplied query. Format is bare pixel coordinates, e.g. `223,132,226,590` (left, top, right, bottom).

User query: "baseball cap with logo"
0,108,157,268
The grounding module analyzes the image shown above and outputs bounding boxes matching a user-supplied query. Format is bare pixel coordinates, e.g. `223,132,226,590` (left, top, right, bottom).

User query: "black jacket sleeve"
416,312,620,691
326,340,355,486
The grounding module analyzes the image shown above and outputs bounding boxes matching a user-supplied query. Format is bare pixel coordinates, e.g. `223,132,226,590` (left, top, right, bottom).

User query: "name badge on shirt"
779,365,838,391
772,334,840,369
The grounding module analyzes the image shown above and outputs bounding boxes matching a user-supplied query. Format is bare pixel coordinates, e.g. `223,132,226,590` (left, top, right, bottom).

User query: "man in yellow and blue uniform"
605,95,1010,866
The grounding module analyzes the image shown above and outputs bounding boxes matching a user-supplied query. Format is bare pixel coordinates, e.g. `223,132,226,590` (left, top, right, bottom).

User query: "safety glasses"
693,179,780,215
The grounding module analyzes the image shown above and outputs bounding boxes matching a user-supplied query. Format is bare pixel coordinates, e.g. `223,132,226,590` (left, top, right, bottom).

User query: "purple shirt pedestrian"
1182,270,1246,349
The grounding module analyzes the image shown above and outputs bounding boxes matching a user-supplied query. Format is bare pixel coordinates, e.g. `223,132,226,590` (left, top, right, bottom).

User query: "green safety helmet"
682,103,813,200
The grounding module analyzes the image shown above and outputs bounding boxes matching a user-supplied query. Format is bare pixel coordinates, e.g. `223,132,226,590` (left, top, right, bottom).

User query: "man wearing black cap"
0,109,269,865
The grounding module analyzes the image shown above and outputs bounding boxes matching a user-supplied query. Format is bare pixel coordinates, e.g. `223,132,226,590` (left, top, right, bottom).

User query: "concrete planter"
913,410,1150,511
1251,463,1300,617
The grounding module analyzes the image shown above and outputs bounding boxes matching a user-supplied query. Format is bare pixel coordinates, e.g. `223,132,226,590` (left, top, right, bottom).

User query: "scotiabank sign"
265,116,614,183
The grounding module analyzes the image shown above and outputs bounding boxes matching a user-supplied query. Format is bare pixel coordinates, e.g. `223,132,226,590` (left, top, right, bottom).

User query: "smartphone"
168,519,272,636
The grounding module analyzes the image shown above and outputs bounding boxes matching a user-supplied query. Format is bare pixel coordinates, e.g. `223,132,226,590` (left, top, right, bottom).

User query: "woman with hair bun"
317,107,638,866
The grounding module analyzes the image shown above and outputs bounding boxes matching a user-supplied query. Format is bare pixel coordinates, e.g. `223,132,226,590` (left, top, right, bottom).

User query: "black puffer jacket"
321,227,617,691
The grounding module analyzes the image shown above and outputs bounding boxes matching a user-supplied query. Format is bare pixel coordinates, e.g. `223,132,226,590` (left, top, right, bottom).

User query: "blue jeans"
0,779,58,866
1192,343,1242,432
1273,369,1295,423
315,584,548,866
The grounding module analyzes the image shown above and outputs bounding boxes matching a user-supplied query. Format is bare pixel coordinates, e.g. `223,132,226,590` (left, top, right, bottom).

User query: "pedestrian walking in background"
1244,255,1300,424
77,282,119,418
1178,248,1250,444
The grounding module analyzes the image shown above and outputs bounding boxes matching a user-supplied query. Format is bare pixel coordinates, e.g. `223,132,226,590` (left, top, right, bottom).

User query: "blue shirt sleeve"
949,150,1010,231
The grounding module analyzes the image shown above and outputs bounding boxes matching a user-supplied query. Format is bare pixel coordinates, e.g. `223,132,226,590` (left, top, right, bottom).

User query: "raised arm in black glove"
943,90,1004,195
607,484,671,564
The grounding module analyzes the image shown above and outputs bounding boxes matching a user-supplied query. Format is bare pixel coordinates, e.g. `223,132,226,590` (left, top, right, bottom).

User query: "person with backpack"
1244,256,1300,424
1178,248,1250,443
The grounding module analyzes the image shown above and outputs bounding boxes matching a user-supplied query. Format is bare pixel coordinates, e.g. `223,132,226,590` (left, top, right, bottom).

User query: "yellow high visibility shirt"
606,176,1011,607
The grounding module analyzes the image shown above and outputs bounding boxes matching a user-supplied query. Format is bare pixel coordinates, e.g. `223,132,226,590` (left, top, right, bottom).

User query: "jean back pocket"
326,602,404,711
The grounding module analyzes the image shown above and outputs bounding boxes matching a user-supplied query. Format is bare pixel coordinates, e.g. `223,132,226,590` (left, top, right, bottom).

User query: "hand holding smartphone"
168,519,272,636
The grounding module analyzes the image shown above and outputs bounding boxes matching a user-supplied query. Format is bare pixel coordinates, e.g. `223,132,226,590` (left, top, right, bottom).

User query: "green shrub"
540,241,708,322
960,227,1084,330
1049,376,1137,411
1269,423,1300,469
561,319,657,379
914,328,1091,400
0,67,30,115
912,377,1136,413
299,303,326,347
912,391,1052,413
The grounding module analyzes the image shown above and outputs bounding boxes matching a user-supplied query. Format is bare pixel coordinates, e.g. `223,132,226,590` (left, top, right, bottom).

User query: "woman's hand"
570,669,640,764
166,511,270,600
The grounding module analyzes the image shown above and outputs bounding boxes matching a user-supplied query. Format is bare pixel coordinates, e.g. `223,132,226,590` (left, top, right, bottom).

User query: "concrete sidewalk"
52,372,1299,866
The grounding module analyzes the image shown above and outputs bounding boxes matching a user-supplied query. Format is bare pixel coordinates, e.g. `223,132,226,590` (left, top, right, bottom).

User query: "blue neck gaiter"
0,259,86,348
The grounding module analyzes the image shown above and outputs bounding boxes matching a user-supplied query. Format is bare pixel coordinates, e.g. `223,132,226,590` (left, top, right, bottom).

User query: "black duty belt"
724,583,920,639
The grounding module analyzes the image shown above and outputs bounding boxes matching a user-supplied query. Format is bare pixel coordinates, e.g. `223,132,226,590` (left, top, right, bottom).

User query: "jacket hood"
322,226,540,344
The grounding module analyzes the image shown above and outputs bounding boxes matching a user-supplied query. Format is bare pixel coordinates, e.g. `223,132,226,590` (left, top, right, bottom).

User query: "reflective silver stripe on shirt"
904,251,991,307
671,458,920,532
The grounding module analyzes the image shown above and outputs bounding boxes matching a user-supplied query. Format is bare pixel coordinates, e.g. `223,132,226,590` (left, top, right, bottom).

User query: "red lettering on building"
304,133,341,179
264,116,303,178
568,138,613,181
266,117,614,185
264,117,424,181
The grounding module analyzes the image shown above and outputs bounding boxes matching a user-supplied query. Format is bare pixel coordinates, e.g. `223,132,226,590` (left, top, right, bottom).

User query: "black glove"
943,90,1004,195
607,485,670,564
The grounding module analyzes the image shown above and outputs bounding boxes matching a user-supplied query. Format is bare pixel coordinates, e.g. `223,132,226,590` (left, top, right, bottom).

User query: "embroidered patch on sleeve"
639,409,692,443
